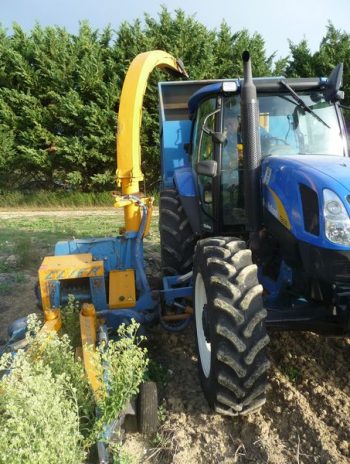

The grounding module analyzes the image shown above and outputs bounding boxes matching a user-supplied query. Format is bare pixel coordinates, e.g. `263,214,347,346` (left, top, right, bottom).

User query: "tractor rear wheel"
193,237,270,416
159,189,195,276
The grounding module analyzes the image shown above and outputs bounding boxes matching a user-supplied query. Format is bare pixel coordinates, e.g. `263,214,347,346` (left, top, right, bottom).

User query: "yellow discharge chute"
116,50,188,232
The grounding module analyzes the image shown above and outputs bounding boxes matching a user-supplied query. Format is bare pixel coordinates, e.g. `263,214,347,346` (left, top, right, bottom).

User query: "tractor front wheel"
193,237,270,416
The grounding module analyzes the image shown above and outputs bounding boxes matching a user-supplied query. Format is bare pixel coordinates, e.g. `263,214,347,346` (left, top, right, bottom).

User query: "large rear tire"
159,189,195,276
193,237,270,416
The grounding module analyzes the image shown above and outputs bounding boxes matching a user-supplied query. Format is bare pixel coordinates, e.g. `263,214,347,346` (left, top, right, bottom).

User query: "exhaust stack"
240,51,262,232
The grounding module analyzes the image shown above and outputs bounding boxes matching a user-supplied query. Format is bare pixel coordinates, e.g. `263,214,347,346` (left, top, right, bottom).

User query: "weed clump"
60,294,81,347
93,321,149,439
0,312,149,463
0,351,86,464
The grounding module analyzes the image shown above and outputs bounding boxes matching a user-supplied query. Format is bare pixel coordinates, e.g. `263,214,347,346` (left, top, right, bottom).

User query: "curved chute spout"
115,50,188,232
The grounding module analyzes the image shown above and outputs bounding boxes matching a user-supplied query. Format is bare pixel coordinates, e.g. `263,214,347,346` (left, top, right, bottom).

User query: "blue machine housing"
53,229,158,330
55,236,142,275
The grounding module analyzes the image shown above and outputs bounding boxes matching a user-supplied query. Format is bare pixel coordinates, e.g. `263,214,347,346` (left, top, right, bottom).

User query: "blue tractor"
158,51,349,416
19,50,348,425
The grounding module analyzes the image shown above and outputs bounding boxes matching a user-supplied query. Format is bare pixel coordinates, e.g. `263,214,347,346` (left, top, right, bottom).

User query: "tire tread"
160,189,195,276
194,236,269,416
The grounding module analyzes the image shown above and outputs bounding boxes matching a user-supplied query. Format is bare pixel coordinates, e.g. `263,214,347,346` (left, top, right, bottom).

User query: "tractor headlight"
323,189,350,245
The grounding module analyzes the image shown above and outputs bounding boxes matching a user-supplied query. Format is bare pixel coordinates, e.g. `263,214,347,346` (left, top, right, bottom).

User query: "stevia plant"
0,312,150,463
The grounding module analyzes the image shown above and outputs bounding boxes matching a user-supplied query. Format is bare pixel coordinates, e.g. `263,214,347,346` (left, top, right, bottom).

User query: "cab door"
192,97,219,233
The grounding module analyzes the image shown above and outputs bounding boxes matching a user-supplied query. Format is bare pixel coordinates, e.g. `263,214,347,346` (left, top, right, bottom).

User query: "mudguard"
174,167,201,234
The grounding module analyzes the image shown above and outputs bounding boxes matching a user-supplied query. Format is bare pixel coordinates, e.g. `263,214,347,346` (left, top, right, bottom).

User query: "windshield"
220,93,347,228
258,92,346,157
221,97,245,227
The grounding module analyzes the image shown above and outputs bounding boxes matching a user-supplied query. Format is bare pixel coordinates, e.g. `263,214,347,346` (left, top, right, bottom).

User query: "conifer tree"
0,11,347,192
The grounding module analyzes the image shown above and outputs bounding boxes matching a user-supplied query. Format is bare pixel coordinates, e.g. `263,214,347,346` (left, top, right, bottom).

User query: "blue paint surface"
161,120,192,188
262,154,350,250
174,167,196,197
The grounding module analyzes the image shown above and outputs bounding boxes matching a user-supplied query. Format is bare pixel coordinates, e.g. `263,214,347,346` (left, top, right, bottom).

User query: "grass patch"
1,215,123,240
13,236,37,268
0,190,160,209
0,272,26,293
0,213,159,272
0,191,115,208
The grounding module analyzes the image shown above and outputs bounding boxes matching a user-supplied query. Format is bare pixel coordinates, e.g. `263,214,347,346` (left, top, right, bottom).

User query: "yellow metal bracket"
41,310,62,332
109,269,136,308
80,303,103,398
113,195,154,236
38,253,104,319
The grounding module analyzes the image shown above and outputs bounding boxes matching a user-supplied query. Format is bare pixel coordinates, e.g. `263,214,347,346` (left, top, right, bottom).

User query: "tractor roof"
187,77,327,118
188,82,236,116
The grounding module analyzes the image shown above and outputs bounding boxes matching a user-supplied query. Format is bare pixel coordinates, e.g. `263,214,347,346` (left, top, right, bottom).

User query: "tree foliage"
0,22,119,191
0,12,349,192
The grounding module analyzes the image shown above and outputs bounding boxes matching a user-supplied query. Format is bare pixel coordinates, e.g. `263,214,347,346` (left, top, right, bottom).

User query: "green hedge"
0,11,349,192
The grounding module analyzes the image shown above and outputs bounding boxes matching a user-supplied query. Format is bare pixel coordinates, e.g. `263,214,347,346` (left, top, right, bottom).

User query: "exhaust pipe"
240,51,262,232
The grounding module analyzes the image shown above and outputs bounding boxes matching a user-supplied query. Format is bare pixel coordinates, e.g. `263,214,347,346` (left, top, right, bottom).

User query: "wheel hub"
195,271,211,378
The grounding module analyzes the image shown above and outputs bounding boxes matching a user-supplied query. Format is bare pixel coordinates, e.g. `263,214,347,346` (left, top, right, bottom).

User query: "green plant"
25,314,96,436
0,260,10,272
110,442,137,464
157,402,167,423
0,309,150,461
145,359,168,387
60,294,81,348
283,364,302,383
0,351,86,464
92,320,149,440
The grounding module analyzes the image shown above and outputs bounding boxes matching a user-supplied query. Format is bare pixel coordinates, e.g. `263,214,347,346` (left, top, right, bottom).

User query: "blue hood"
279,155,350,193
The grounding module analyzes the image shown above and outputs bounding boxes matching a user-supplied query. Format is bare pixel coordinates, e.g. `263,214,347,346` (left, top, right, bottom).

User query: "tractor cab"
186,78,348,236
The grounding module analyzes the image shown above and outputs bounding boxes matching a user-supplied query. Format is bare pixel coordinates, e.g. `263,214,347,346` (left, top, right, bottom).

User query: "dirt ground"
1,209,350,464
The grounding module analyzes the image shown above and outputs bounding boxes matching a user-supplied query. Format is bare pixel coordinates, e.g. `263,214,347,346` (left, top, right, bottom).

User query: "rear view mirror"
196,160,217,177
325,63,344,102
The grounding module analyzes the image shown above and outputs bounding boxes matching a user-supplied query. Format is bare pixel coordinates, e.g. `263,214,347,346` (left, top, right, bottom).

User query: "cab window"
193,97,217,228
